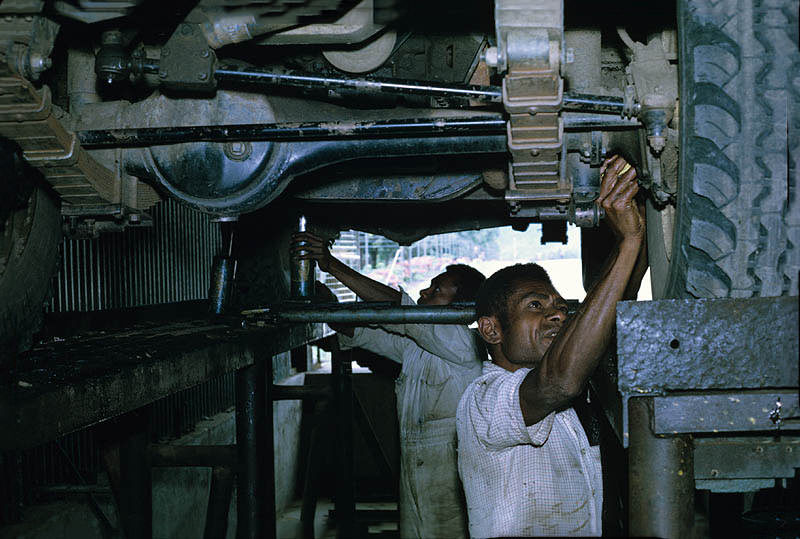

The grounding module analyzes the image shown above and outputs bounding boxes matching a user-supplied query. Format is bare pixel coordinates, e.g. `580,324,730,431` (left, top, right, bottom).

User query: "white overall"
339,291,483,539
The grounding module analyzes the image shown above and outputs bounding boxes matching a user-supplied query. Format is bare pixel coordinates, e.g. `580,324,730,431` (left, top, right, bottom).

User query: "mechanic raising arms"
456,155,648,537
291,232,486,539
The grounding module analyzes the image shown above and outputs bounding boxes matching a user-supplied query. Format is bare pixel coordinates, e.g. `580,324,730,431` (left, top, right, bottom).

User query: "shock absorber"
208,219,237,315
290,215,315,300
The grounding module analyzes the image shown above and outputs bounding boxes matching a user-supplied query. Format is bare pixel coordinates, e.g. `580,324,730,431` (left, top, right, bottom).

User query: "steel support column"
236,358,272,539
205,466,235,539
264,354,277,539
118,412,152,539
332,349,356,538
628,397,694,538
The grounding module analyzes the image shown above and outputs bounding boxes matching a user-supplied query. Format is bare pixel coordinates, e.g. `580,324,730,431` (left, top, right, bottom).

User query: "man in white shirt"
457,155,648,537
292,233,486,538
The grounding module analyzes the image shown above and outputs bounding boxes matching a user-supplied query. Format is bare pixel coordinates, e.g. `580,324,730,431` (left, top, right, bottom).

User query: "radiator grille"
1,199,233,525
48,199,221,312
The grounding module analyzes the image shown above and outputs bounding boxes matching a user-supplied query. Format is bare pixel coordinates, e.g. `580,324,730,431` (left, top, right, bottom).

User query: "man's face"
497,279,568,368
418,271,459,305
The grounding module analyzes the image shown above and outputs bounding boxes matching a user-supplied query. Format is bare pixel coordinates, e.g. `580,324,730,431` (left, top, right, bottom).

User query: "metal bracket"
159,23,217,92
494,0,566,207
593,296,799,447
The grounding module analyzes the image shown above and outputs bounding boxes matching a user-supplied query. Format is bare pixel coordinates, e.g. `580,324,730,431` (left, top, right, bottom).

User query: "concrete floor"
277,499,399,539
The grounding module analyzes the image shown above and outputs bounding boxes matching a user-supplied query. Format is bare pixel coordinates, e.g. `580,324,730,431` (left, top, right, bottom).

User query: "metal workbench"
593,295,800,537
0,306,326,539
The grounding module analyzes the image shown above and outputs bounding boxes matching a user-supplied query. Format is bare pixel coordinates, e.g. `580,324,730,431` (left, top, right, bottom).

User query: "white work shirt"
338,291,483,538
457,363,603,538
338,291,483,438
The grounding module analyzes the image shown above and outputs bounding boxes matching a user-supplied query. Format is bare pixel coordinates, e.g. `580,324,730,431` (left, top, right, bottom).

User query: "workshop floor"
277,499,399,538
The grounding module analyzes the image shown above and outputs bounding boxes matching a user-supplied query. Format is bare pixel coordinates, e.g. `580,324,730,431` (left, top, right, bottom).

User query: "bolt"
755,446,764,453
200,49,210,58
159,70,168,79
482,46,499,68
223,141,252,161
531,149,540,156
528,106,538,115
181,23,194,36
648,134,666,154
710,469,719,477
198,72,208,81
161,48,170,57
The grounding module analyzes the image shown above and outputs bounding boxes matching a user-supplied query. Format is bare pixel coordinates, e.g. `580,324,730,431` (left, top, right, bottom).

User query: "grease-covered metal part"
594,296,798,447
290,215,314,299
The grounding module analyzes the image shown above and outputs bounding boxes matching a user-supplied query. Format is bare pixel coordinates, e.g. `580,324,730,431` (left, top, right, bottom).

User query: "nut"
648,134,666,154
223,141,253,161
482,46,499,68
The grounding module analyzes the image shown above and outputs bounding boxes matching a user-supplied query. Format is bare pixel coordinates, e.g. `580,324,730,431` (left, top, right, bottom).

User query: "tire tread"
672,0,799,298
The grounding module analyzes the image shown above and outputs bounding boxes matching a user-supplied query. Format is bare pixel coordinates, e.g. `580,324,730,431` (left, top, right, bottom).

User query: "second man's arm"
291,231,402,304
520,155,646,425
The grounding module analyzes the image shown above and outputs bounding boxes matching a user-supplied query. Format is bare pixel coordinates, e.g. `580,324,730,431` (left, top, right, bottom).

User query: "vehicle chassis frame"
591,296,799,536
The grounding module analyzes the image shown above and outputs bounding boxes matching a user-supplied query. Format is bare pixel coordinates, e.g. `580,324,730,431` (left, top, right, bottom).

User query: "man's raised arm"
520,155,646,425
291,231,402,304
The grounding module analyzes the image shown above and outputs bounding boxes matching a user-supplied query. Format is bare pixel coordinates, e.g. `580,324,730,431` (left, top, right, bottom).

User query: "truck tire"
649,0,799,299
0,185,61,360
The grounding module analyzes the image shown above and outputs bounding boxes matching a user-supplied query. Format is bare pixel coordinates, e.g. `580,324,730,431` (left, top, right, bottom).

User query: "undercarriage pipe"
243,300,580,326
77,115,639,149
215,66,503,103
147,62,633,114
77,117,507,148
562,92,625,115
243,303,477,325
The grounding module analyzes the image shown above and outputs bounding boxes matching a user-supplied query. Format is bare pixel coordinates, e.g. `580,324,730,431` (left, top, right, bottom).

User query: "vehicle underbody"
0,1,798,537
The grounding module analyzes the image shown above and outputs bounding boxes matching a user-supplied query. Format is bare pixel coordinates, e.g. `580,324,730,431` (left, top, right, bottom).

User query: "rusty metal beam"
0,320,327,451
628,397,694,538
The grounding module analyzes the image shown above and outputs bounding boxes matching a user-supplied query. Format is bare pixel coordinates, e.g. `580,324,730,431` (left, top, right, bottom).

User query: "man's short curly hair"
475,263,553,329
445,264,486,302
